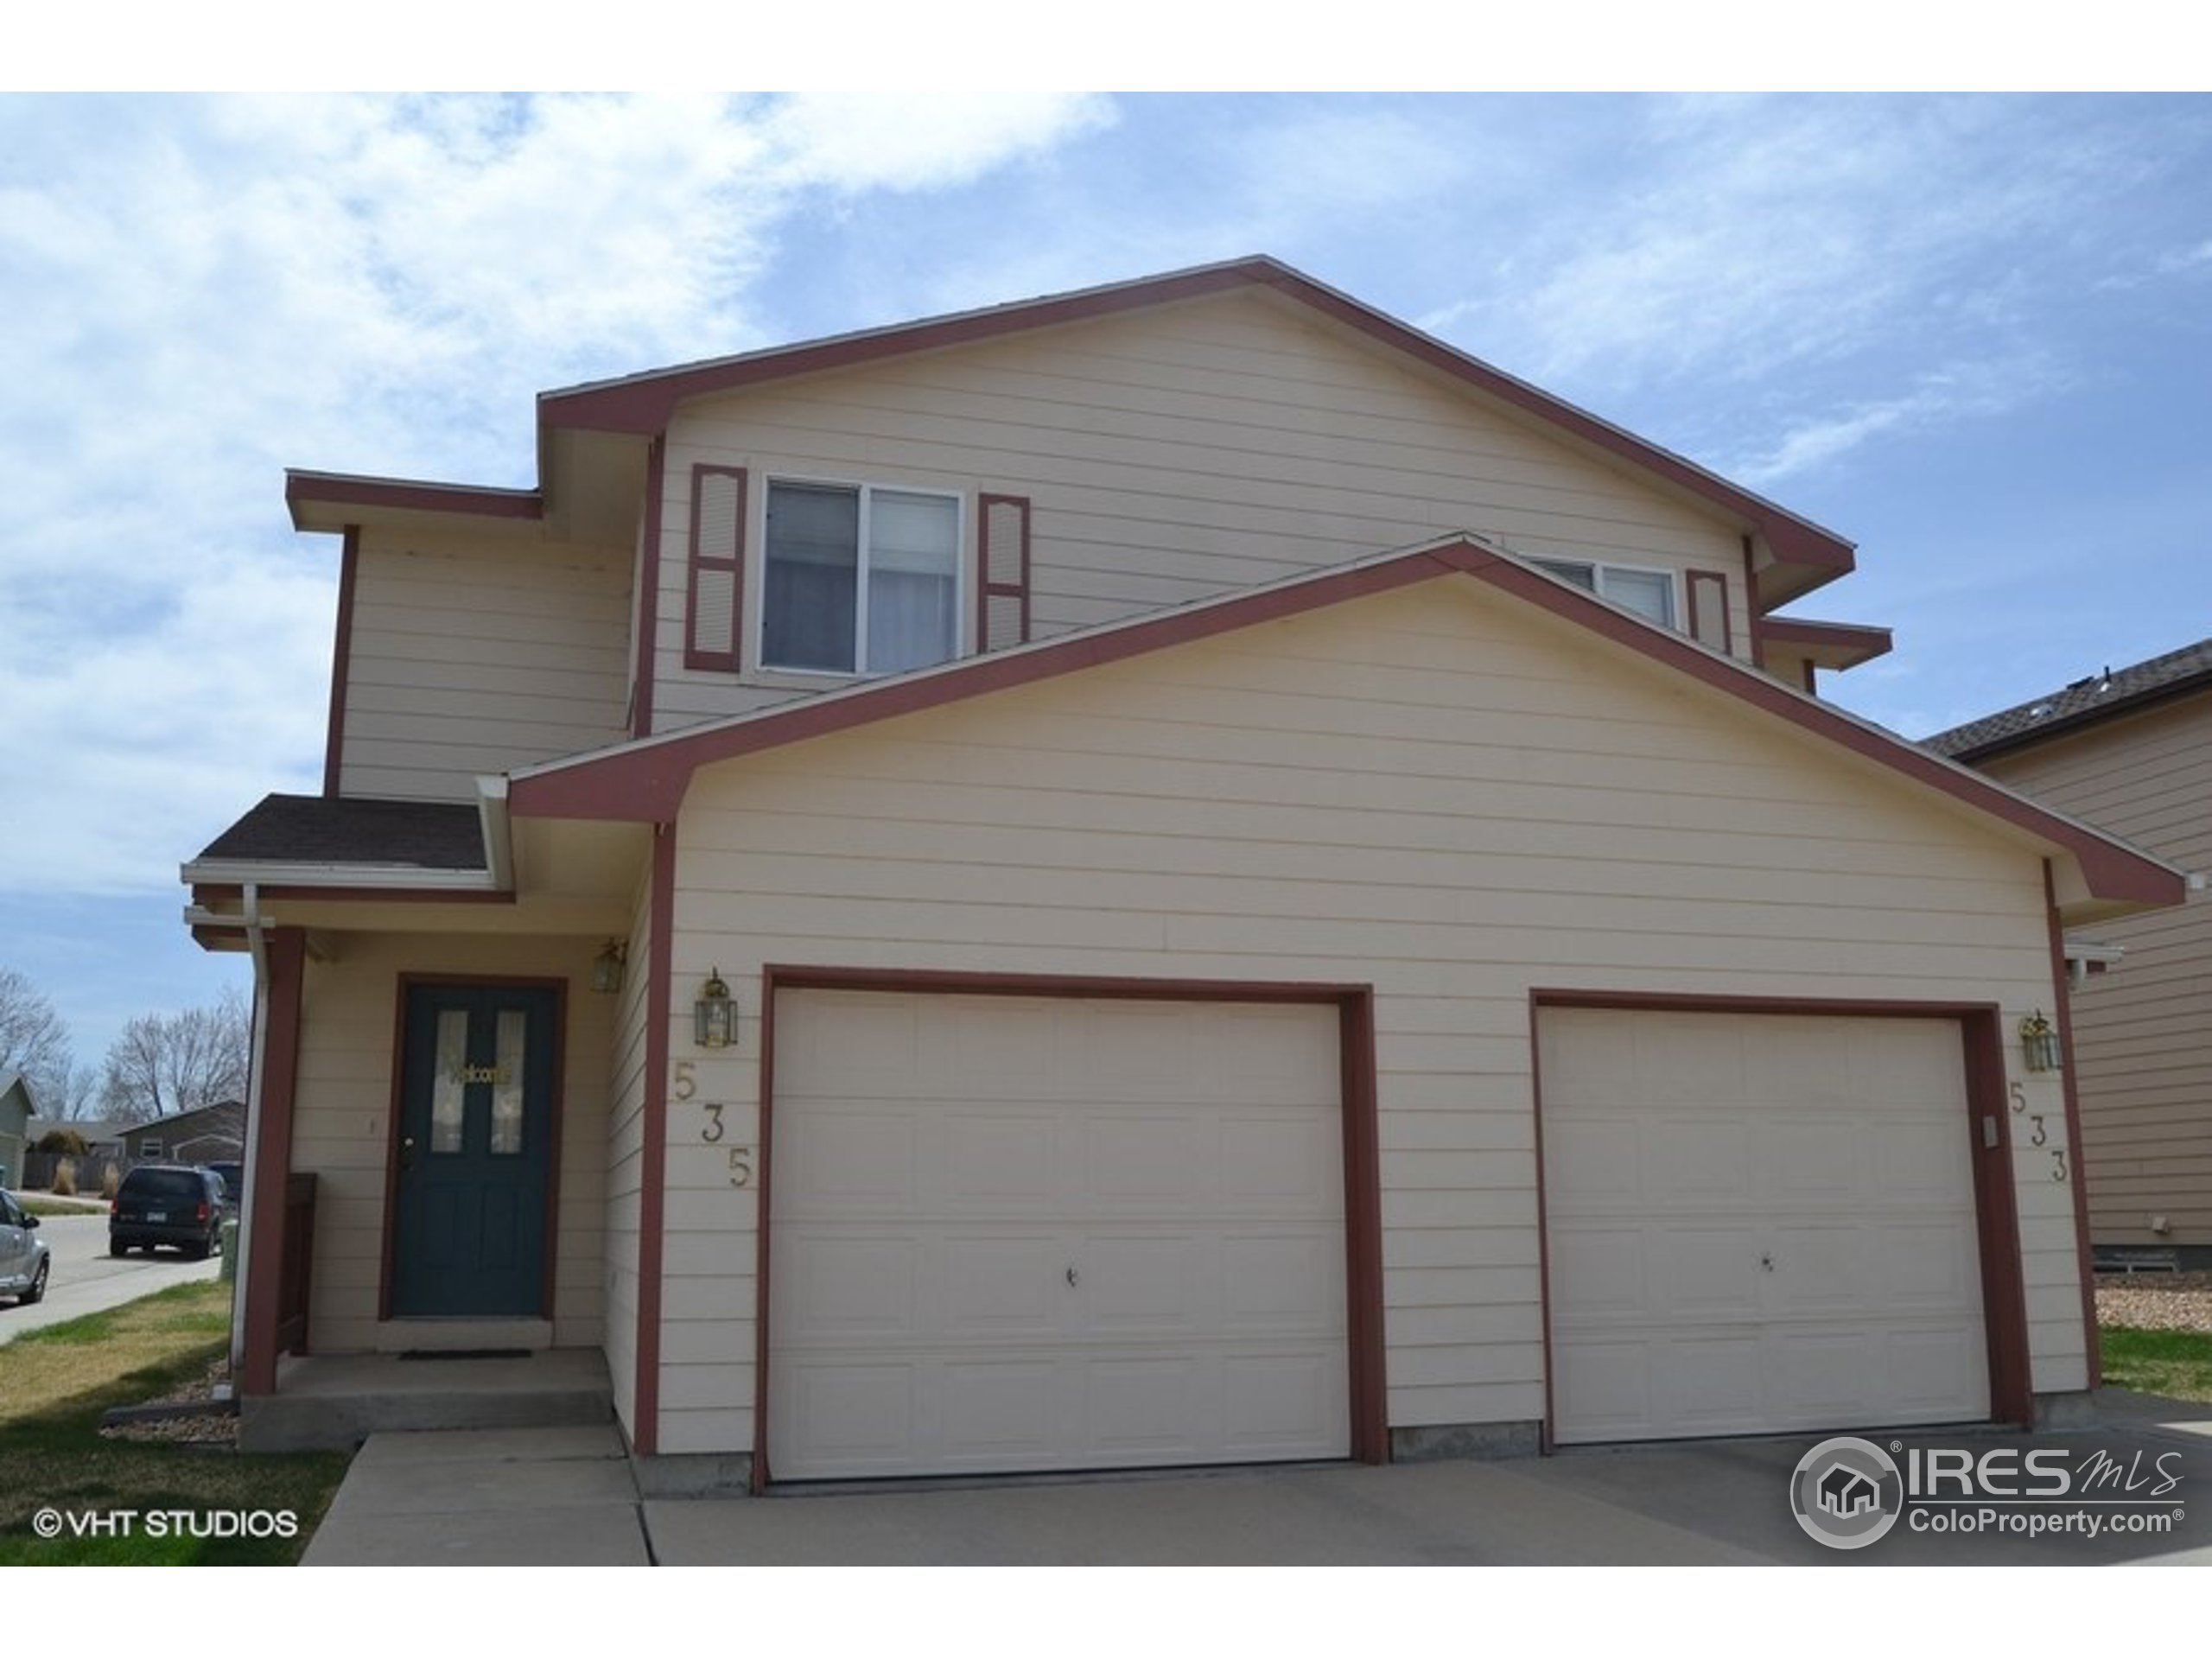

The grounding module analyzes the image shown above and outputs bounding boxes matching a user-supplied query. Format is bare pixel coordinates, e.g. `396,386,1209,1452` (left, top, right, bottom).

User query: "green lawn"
16,1194,110,1217
2101,1325,2212,1405
0,1281,351,1565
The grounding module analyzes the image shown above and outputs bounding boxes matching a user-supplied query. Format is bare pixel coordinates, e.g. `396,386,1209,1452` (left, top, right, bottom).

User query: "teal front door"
391,983,558,1318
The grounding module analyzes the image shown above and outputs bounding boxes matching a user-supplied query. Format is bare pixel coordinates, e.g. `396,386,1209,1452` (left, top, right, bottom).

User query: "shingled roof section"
194,793,487,871
1923,639,2212,762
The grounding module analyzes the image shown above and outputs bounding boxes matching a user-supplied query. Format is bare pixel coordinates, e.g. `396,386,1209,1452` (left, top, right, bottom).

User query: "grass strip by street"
2100,1325,2212,1406
16,1194,110,1217
0,1280,351,1565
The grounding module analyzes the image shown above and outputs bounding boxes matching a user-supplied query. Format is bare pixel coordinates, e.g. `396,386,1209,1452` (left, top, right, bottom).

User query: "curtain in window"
765,484,860,671
867,491,958,672
1600,568,1673,626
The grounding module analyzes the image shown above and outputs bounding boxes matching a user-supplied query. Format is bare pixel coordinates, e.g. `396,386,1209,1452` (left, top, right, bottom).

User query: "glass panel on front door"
391,984,557,1319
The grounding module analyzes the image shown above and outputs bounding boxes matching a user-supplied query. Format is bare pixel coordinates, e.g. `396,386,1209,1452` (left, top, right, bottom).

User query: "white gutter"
182,858,499,891
476,774,515,892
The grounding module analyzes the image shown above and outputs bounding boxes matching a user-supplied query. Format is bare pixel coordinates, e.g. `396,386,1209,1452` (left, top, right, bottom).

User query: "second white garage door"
1541,1006,1991,1444
767,989,1350,1480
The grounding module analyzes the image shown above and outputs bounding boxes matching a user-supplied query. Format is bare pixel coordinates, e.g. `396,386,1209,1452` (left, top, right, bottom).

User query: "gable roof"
1924,638,2212,762
508,533,2183,912
287,257,1856,603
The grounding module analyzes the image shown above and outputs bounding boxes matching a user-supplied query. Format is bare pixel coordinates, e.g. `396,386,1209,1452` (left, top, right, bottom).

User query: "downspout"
227,882,269,1380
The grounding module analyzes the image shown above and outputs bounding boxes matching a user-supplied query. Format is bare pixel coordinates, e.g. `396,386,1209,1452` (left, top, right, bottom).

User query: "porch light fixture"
2018,1009,2062,1074
695,968,736,1049
590,940,627,995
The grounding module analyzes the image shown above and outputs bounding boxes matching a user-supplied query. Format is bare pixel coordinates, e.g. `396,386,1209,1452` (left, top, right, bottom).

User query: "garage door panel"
939,1234,1071,1337
770,990,1349,1479
1665,1227,1764,1319
1085,1115,1208,1205
1542,1007,1991,1444
942,1112,1060,1207
1549,1225,1649,1317
779,1110,918,1210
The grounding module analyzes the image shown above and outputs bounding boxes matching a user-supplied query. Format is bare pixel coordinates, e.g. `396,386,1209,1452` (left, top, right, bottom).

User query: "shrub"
101,1162,121,1200
53,1158,77,1196
35,1128,88,1155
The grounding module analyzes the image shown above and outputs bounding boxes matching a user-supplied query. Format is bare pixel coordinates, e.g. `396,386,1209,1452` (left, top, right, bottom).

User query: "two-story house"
1928,642,2212,1271
186,257,2183,1487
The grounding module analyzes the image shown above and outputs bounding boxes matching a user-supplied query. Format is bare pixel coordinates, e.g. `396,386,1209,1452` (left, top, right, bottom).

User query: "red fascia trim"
322,526,359,798
285,469,543,527
510,537,2184,910
632,435,666,741
2044,860,2103,1389
534,258,1853,579
1529,990,2035,1433
540,264,1279,436
749,964,1389,1486
633,827,677,1457
241,928,307,1395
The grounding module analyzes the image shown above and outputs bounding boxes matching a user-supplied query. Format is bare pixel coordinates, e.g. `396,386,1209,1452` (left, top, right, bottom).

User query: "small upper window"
1529,557,1676,629
139,1139,164,1160
762,480,961,675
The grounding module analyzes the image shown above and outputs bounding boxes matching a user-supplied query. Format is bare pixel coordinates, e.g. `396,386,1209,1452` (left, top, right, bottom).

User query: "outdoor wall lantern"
590,940,627,995
2018,1009,2062,1073
695,968,737,1049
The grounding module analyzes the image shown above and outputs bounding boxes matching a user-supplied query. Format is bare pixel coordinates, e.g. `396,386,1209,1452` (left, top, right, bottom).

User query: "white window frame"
757,476,967,678
139,1138,164,1160
1527,556,1681,630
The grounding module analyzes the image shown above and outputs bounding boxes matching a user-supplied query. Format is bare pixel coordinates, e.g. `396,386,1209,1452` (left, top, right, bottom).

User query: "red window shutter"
977,493,1031,652
1687,569,1732,653
687,465,746,671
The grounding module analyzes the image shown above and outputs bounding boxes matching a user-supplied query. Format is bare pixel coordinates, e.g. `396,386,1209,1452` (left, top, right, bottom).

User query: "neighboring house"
118,1100,246,1166
1926,640,2212,1268
184,257,2185,1484
0,1075,32,1191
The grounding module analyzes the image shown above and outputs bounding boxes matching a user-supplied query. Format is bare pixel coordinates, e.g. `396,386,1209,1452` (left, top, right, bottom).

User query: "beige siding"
290,933,612,1353
649,579,2083,1455
1979,695,2212,1249
648,290,1754,733
340,529,632,801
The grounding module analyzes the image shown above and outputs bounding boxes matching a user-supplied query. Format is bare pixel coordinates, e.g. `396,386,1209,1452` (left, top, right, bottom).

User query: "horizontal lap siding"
290,934,613,1354
651,292,1751,732
1980,696,2212,1249
340,531,632,800
602,868,654,1435
655,582,2079,1452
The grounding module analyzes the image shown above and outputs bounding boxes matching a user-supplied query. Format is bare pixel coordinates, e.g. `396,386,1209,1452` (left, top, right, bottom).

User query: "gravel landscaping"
2096,1271,2212,1333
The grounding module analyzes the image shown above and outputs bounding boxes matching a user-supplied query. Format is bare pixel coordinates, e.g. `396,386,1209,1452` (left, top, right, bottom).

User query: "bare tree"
98,988,251,1125
0,965,78,1115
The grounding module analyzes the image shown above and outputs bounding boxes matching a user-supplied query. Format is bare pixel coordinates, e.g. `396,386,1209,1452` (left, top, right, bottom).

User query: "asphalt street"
0,1211,225,1343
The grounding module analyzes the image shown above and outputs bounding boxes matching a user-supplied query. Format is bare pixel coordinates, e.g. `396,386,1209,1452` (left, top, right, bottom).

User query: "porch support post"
242,925,307,1395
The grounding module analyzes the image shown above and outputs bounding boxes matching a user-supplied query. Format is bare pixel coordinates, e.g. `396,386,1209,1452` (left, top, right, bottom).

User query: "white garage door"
1541,1007,1990,1444
768,989,1350,1480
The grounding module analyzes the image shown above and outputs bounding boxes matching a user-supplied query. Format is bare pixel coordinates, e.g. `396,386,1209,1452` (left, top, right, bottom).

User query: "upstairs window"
762,480,961,675
1529,557,1676,629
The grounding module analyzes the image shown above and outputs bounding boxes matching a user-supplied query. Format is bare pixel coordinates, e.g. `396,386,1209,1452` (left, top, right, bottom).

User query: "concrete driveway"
303,1395,2212,1567
0,1211,223,1344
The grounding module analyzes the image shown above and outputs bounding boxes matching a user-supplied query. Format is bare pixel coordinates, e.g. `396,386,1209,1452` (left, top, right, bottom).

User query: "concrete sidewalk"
299,1395,2212,1567
302,1424,650,1566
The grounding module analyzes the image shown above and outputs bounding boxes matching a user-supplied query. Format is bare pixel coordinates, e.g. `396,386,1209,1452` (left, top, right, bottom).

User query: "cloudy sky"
3,91,2209,1077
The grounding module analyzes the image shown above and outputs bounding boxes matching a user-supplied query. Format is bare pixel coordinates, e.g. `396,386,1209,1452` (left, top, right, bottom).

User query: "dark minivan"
110,1166,226,1259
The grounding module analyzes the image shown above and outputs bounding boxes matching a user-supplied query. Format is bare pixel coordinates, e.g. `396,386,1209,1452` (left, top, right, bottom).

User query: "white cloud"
0,92,1114,900
1724,355,2066,487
